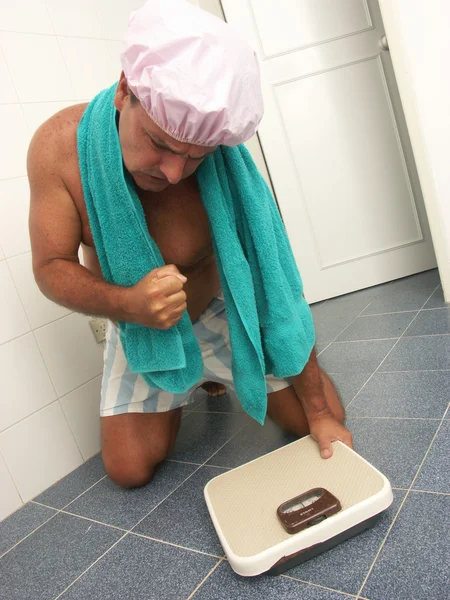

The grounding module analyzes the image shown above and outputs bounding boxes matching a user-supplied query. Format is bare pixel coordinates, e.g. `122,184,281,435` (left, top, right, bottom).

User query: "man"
28,0,352,489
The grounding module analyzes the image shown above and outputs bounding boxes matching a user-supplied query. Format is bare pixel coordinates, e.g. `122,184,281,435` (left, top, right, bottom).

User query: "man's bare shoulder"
27,103,88,179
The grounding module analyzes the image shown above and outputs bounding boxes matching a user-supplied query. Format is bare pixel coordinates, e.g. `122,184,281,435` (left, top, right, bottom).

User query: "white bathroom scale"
204,435,393,576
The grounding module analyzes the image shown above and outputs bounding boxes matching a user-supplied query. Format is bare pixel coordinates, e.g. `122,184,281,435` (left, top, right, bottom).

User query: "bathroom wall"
0,0,144,520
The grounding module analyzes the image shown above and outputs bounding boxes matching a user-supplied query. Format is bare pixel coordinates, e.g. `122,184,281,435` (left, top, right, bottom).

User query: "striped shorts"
100,292,290,417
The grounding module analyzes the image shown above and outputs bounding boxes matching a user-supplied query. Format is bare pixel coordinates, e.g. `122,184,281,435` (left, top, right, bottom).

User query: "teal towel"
77,84,315,424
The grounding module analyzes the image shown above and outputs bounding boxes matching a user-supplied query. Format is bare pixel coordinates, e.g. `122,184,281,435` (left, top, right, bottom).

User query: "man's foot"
200,381,227,397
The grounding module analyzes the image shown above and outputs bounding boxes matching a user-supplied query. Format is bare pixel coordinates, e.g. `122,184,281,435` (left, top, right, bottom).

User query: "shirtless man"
28,1,352,489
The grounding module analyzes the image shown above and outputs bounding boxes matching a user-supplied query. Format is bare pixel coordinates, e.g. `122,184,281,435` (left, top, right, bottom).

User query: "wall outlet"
89,317,107,343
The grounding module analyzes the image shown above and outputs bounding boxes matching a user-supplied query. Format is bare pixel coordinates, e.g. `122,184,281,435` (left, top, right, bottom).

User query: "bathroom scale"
204,435,393,576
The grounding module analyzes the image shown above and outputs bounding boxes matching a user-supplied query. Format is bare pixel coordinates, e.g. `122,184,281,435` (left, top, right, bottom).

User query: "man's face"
114,76,217,192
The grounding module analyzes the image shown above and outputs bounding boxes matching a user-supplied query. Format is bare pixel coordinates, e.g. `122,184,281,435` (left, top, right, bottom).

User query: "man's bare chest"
68,167,213,269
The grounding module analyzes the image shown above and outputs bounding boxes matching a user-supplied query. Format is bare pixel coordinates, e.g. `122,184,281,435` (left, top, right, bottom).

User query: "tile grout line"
345,285,440,411
52,532,129,600
130,531,223,559
281,573,359,598
332,332,450,344
185,558,224,600
355,396,448,599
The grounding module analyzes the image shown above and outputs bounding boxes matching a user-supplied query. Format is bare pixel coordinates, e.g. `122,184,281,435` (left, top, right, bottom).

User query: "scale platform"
204,435,393,576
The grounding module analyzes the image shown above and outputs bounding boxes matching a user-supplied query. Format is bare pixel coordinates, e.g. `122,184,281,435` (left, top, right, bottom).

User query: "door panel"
221,0,437,302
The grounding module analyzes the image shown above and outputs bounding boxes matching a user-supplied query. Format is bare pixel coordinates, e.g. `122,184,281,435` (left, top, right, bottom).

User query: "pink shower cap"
120,0,263,147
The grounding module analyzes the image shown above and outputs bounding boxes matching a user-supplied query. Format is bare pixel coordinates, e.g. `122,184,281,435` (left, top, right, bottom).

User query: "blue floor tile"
362,288,435,315
329,372,372,407
313,314,356,346
363,492,450,600
413,420,450,493
171,411,250,464
59,534,218,600
404,307,450,336
387,269,440,291
347,371,450,418
0,513,122,600
381,334,450,371
0,502,56,557
287,490,405,595
347,418,439,488
207,418,296,469
192,561,353,600
192,391,244,413
66,461,197,529
336,312,416,341
134,466,224,555
423,286,447,309
309,291,379,320
318,340,396,374
34,454,106,509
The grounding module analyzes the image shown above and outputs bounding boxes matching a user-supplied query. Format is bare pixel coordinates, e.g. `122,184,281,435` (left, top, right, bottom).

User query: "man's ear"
114,72,129,112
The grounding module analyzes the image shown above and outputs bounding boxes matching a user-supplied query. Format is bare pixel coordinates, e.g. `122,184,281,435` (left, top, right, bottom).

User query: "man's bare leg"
200,381,227,397
267,369,344,437
101,408,181,488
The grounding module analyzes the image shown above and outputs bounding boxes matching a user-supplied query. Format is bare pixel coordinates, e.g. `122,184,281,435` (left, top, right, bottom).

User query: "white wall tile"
0,246,5,260
0,32,74,102
0,451,22,520
46,0,104,38
0,261,30,344
22,101,76,136
58,36,117,100
34,313,104,397
0,49,18,104
8,253,71,329
60,376,101,461
0,105,30,180
95,0,144,40
106,40,124,76
0,177,30,257
0,0,53,35
0,402,82,502
0,333,56,432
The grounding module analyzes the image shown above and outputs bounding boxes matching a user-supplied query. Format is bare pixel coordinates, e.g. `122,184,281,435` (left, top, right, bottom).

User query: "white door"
221,0,437,303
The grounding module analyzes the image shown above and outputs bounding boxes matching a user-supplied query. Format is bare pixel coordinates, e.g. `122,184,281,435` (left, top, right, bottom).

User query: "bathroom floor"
1,269,449,600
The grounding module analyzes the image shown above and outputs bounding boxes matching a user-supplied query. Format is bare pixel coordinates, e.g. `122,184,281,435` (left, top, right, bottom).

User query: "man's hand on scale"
308,409,353,459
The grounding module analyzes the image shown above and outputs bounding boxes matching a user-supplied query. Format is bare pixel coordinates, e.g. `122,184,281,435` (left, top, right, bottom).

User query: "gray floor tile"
362,288,435,315
134,466,223,555
0,513,122,600
59,534,218,600
347,371,450,418
318,340,396,374
287,490,405,595
347,418,440,488
171,411,250,464
423,286,448,309
193,391,244,413
66,461,197,529
329,373,372,407
413,421,450,493
381,334,450,371
387,269,440,291
192,561,353,599
404,307,450,336
363,492,450,600
309,291,378,320
34,453,106,509
313,314,356,346
0,502,56,557
207,418,296,469
337,312,416,342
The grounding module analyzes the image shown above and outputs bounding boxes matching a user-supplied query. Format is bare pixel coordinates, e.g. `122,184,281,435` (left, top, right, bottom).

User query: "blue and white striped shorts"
100,292,290,417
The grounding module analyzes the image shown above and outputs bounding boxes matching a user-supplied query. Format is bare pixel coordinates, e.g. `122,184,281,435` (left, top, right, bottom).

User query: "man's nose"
159,155,187,184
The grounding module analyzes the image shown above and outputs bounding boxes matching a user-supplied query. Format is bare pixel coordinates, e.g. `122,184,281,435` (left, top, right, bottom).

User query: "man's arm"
291,348,353,458
28,125,187,330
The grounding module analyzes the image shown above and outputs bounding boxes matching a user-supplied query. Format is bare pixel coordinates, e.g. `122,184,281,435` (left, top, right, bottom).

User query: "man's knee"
102,441,171,489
